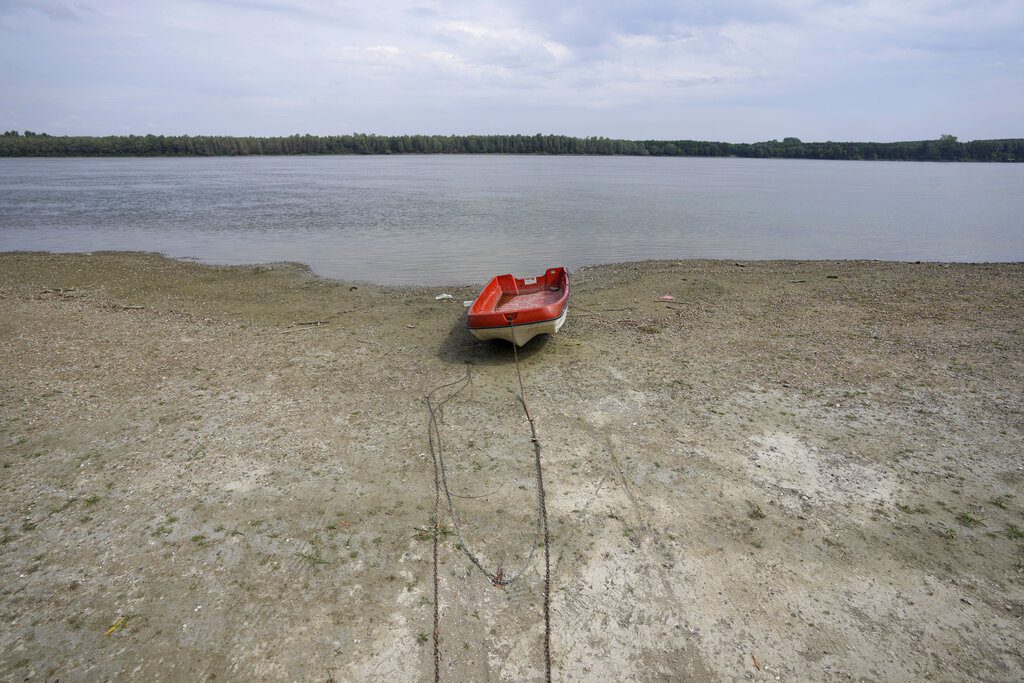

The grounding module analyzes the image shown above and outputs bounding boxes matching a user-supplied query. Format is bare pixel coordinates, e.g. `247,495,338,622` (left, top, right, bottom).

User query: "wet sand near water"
1,252,1022,681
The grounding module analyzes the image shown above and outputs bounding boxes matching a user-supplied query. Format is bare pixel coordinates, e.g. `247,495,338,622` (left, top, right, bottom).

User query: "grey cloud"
0,0,81,21
0,0,1020,140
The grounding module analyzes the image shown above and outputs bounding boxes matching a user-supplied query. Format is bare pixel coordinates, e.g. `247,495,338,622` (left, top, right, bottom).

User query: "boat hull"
468,306,568,346
466,266,570,346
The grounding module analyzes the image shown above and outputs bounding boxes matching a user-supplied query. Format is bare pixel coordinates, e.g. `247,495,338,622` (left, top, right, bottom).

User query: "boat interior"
489,270,565,313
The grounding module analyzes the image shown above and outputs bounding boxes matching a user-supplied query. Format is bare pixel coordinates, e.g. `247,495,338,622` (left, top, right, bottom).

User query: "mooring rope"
425,319,553,682
509,323,553,683
426,372,471,683
427,369,541,588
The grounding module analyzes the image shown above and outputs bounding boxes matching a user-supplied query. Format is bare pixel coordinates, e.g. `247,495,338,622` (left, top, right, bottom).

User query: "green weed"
296,551,329,567
955,512,982,528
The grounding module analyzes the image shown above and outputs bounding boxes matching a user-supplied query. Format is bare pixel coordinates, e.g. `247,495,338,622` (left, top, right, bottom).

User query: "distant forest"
1,130,1021,161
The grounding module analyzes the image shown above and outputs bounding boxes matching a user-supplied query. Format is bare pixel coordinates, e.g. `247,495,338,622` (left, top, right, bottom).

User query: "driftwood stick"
277,325,330,335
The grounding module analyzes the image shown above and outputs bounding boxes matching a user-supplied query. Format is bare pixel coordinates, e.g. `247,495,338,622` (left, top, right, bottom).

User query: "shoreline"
3,249,1022,290
2,252,1022,680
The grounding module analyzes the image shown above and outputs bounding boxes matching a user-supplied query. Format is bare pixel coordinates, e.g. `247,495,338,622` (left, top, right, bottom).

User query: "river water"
1,155,1021,284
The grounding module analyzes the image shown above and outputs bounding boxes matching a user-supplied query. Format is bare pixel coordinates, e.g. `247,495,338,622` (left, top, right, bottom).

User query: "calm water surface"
1,156,1021,284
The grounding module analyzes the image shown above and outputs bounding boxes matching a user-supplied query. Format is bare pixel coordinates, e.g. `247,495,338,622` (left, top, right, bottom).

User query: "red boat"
466,267,570,346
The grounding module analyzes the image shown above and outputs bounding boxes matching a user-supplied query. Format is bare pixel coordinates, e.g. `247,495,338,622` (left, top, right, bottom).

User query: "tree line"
0,130,1020,161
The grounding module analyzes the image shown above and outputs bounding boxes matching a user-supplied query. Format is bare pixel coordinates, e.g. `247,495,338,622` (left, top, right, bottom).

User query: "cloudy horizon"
1,0,1021,142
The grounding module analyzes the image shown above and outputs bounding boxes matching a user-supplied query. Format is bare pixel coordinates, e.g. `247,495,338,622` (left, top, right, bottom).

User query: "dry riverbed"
1,252,1022,681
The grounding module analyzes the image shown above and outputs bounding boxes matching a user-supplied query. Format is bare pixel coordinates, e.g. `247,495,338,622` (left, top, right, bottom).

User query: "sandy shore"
1,252,1022,681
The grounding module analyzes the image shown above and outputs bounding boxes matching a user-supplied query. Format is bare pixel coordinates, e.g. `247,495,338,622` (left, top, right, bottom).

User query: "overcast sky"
1,0,1021,141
